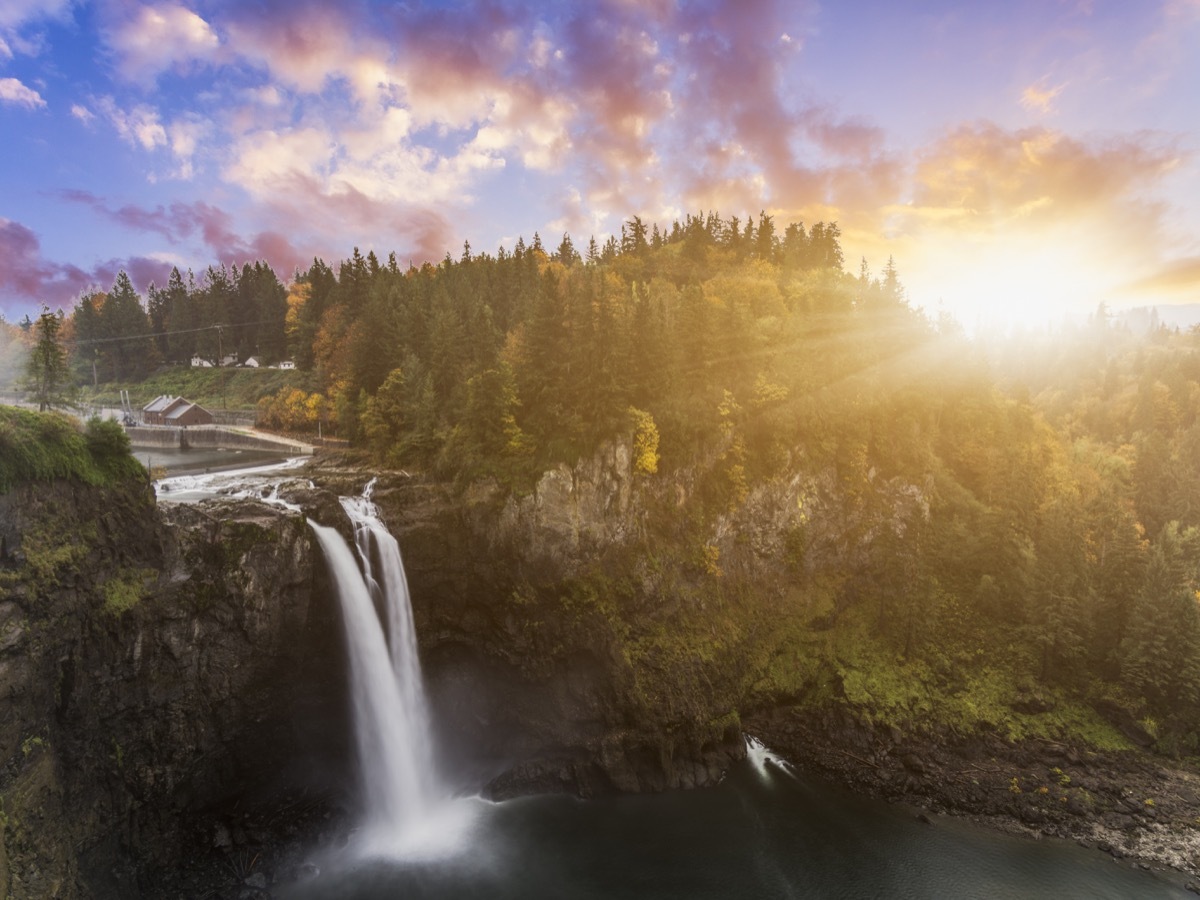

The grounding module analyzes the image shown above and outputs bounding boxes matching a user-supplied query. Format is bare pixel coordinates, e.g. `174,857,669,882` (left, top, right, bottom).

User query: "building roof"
164,402,195,421
143,394,177,413
165,401,212,422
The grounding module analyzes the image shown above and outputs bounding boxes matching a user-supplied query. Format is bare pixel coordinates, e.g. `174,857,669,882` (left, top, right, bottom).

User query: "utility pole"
217,324,226,409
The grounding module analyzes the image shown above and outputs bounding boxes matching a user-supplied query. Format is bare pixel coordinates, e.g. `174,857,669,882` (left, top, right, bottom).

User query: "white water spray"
309,480,466,854
745,736,795,781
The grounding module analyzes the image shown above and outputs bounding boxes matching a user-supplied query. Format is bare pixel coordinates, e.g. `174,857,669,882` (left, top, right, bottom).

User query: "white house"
220,353,239,367
243,356,261,368
274,360,296,370
190,355,214,368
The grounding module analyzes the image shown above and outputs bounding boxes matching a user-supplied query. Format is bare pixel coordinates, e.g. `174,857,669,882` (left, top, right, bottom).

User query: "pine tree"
24,307,73,411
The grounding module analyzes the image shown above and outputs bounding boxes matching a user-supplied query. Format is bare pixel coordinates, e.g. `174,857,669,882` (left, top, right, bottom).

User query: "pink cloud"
0,218,177,317
0,218,90,302
262,172,454,263
103,2,220,83
89,256,175,294
56,184,448,284
222,0,387,99
664,0,895,216
557,4,672,170
58,190,294,265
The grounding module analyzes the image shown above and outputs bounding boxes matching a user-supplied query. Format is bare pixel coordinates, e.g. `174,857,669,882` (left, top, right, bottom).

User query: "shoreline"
746,705,1200,889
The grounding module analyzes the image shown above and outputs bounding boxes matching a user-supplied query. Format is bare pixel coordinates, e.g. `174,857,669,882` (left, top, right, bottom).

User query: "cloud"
53,190,328,282
554,5,673,175
59,189,199,242
104,2,220,82
259,172,455,262
665,0,888,217
0,35,10,59
903,123,1181,232
0,209,310,318
166,116,207,178
96,96,167,150
223,126,333,193
835,121,1197,325
0,76,45,109
222,0,389,101
91,96,203,178
0,218,84,302
1020,80,1067,114
0,0,72,30
58,189,279,261
1124,256,1200,296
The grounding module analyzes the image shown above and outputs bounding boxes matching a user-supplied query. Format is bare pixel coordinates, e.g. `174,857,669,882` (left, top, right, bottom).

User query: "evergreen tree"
23,307,73,411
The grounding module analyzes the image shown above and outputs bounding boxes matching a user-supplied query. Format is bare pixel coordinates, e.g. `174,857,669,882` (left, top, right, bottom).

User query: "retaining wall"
126,425,311,455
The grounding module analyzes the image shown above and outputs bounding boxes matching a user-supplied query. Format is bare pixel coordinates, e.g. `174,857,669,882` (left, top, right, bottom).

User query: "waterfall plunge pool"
293,486,1192,899
281,746,1191,899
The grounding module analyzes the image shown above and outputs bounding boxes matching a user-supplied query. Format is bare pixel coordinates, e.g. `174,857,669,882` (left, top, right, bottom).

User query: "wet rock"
244,872,268,890
0,476,328,897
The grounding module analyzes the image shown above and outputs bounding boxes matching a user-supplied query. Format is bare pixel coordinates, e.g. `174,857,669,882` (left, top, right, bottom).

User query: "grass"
78,366,317,413
0,406,145,492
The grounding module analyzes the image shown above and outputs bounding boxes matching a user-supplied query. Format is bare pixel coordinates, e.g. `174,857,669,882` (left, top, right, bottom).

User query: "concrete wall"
126,425,311,454
183,427,310,454
124,426,180,449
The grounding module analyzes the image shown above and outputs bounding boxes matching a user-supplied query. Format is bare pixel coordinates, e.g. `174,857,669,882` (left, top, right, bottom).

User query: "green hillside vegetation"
0,406,145,492
25,209,1200,754
79,367,317,414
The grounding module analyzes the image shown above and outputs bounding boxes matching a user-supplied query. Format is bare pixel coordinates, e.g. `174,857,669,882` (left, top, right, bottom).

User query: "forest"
6,210,1200,754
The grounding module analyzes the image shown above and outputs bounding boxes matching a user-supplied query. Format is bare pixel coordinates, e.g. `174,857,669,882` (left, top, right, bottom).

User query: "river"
133,445,292,475
282,744,1190,899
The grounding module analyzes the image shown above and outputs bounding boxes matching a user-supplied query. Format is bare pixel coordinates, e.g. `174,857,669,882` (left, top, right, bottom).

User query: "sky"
1,0,1198,330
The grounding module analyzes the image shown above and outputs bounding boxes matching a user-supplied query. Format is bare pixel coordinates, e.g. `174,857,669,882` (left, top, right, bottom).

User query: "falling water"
339,479,435,774
308,481,439,844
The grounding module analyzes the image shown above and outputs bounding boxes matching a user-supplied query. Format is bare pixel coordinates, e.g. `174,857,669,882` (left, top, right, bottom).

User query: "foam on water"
155,456,307,503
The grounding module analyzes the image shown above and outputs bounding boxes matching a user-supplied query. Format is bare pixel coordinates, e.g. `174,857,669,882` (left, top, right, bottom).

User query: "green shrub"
0,406,143,492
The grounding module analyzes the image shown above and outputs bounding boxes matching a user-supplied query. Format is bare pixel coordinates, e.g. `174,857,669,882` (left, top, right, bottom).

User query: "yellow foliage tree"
628,406,660,475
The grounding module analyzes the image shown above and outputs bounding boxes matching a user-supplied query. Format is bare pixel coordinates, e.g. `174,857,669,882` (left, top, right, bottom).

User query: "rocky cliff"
0,476,332,898
312,440,748,800
0,439,760,896
3,436,1196,895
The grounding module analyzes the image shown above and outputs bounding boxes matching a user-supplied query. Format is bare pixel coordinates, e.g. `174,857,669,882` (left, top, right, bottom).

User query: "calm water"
283,748,1189,899
133,445,288,474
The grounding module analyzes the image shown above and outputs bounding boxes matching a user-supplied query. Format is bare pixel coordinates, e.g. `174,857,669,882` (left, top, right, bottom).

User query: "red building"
142,395,213,426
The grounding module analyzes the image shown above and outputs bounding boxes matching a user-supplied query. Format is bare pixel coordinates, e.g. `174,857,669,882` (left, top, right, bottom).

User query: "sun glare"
909,234,1122,335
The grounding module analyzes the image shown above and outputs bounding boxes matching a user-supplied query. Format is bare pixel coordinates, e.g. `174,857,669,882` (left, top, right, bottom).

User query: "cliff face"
368,442,927,801
362,441,751,800
0,478,328,898
0,441,928,895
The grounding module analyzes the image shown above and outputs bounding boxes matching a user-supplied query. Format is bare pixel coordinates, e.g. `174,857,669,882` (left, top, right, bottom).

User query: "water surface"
134,445,288,474
284,748,1189,899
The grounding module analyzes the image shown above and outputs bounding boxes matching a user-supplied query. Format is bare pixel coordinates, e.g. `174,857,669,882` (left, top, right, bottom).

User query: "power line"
63,319,282,348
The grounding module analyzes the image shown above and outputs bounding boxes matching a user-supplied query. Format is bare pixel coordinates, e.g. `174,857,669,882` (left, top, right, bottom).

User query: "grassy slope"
0,406,146,492
78,367,316,413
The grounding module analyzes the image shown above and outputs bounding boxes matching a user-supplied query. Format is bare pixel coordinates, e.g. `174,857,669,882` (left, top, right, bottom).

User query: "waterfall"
308,481,439,842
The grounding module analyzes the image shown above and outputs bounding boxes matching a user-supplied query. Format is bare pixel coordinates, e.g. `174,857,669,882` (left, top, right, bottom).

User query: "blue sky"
1,0,1198,329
